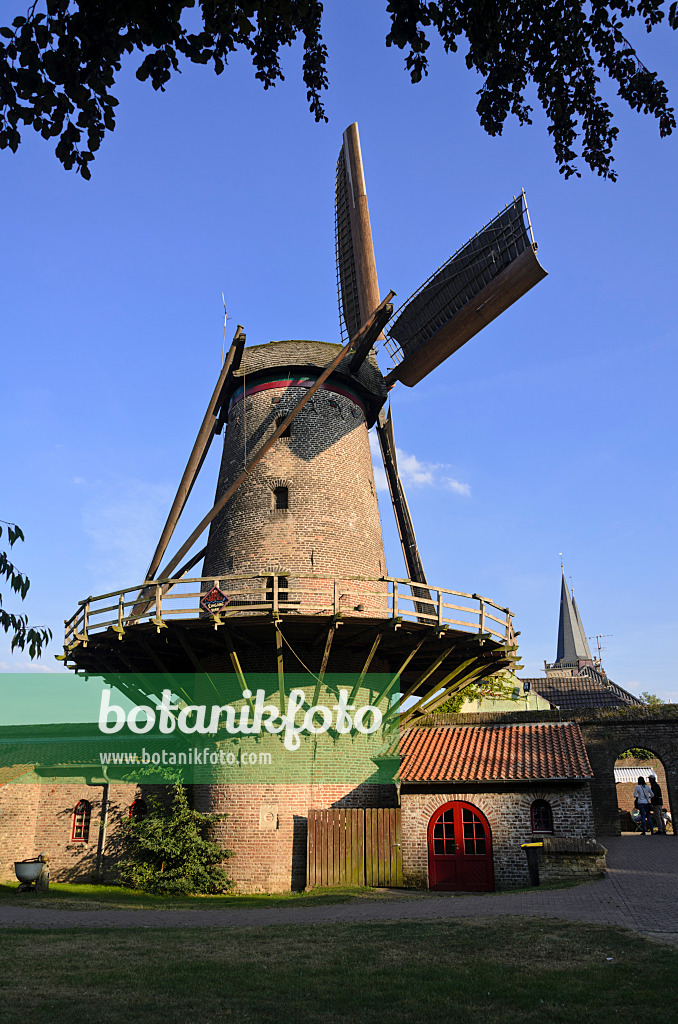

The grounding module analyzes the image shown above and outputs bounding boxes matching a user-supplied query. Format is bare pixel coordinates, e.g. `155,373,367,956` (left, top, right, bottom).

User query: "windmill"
61,122,547,722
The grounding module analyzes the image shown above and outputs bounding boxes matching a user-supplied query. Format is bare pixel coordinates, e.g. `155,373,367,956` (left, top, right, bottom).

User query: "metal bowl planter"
15,860,43,884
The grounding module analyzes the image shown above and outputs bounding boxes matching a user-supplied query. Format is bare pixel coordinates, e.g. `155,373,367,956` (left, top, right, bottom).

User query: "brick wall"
0,783,39,878
0,781,168,884
195,781,397,891
203,360,387,587
190,676,399,891
536,839,607,884
400,785,596,890
416,706,678,838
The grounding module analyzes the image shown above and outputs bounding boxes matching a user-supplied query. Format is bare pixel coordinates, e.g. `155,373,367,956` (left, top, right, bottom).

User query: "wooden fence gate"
307,808,403,888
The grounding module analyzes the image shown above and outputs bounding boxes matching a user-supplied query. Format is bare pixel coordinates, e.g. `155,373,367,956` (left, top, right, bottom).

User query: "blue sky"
1,4,676,699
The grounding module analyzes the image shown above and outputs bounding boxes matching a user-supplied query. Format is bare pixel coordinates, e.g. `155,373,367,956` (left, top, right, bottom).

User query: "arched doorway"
427,801,494,892
614,748,672,835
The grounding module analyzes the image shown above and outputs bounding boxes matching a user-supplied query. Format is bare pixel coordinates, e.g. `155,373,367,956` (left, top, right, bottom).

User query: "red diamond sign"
200,586,230,614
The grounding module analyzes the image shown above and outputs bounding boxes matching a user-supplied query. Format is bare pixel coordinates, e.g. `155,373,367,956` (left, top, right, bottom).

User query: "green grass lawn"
1,918,676,1023
0,881,391,910
0,877,589,910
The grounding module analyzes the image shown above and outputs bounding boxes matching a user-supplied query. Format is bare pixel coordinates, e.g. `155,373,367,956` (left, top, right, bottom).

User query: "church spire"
571,592,593,662
556,571,593,664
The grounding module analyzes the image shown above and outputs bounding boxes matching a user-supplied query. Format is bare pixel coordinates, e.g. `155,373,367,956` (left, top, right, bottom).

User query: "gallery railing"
63,574,515,650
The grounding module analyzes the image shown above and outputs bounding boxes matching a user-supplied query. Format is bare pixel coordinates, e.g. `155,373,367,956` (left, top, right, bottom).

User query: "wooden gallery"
3,124,666,894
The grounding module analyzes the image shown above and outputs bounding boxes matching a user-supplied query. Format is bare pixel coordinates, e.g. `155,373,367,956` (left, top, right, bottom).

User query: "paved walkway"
1,835,676,941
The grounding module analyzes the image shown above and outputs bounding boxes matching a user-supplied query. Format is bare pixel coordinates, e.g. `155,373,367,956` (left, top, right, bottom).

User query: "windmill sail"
383,192,547,387
376,406,433,621
335,124,383,341
335,143,362,340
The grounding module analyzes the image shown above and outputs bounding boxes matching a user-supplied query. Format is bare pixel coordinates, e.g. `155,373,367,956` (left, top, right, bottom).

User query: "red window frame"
71,799,91,842
128,799,148,821
531,799,554,834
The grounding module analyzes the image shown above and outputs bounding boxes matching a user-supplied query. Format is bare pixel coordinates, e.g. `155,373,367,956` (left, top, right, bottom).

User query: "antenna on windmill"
220,293,230,369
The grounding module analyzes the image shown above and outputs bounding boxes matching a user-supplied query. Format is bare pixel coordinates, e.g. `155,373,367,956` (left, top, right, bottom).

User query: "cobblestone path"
1,834,675,941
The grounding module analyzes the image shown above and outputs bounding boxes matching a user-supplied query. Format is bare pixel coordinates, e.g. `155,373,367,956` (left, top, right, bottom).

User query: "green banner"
0,674,401,785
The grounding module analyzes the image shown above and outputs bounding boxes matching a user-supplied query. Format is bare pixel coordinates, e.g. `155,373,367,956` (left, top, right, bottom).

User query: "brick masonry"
0,781,167,884
4,702,676,890
1,680,397,891
535,838,607,884
203,358,387,588
400,784,596,890
419,706,678,838
195,782,397,892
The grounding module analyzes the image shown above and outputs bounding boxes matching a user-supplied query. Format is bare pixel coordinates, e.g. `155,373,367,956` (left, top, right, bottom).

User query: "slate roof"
399,723,592,783
522,672,642,711
556,572,593,663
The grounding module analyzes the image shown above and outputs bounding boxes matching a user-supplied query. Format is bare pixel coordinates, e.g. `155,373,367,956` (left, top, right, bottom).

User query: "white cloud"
369,429,471,497
445,477,471,497
396,450,435,487
0,658,57,673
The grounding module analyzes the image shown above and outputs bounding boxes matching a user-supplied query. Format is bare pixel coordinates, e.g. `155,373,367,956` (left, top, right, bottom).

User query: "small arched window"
274,486,289,510
531,799,553,834
276,417,292,438
129,799,148,821
71,800,91,842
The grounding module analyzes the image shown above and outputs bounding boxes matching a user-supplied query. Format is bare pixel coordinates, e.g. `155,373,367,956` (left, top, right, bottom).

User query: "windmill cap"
231,339,388,425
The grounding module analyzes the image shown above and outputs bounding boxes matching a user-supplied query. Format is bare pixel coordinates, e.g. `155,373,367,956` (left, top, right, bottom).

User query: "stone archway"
614,751,668,833
577,711,678,837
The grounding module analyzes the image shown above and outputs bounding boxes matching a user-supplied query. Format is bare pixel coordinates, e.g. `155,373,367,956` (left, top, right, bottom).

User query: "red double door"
427,801,494,892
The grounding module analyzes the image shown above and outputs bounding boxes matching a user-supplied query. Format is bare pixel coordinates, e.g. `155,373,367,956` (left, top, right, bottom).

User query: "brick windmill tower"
62,123,547,890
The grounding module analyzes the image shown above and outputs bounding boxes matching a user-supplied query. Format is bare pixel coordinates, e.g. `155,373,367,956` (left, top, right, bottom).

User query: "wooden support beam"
224,630,250,704
372,638,426,707
144,326,246,584
94,658,150,707
313,621,341,705
349,304,392,371
174,628,205,672
376,406,433,620
385,645,456,721
400,656,492,724
173,630,222,702
171,546,208,583
129,546,210,624
348,632,383,701
312,615,342,646
275,623,285,710
399,657,481,724
419,668,489,717
121,640,193,704
155,294,395,583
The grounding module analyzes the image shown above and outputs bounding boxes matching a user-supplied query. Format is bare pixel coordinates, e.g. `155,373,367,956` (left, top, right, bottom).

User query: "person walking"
649,774,667,834
634,776,654,834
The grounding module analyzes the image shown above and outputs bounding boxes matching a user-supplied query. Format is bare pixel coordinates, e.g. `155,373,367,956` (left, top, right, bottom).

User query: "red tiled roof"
399,723,592,783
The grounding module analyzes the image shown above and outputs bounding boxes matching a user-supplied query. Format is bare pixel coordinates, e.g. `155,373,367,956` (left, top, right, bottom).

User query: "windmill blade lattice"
383,192,547,387
335,143,362,342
